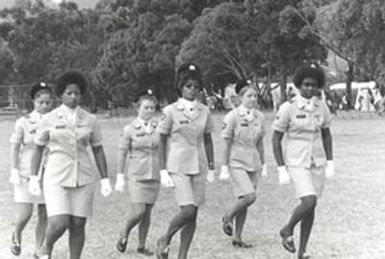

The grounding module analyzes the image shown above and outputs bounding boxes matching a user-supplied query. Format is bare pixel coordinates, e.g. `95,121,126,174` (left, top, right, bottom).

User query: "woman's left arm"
256,136,265,164
204,133,215,170
92,145,108,178
321,127,333,160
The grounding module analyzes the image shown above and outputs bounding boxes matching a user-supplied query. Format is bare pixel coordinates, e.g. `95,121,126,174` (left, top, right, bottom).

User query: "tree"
178,1,327,104
177,3,266,82
94,0,192,105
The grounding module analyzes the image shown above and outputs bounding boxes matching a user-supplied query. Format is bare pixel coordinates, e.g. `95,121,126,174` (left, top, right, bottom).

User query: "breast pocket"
292,114,311,130
312,113,324,129
50,125,72,142
76,126,92,145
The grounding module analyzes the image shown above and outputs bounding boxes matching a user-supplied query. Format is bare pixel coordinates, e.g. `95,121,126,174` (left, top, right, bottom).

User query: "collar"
134,117,157,129
237,105,253,117
176,98,197,111
28,110,44,123
296,95,320,110
57,104,80,122
60,104,78,115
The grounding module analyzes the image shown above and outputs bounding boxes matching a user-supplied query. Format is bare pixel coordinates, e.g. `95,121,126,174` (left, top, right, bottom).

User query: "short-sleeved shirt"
119,118,160,181
35,105,103,187
10,110,46,178
222,106,265,171
157,99,214,175
272,96,332,168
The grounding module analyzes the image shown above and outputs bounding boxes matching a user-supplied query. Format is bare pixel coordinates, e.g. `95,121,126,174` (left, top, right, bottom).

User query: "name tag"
136,133,146,137
55,125,66,129
77,124,87,128
179,120,189,125
29,129,36,134
240,123,248,127
296,114,306,119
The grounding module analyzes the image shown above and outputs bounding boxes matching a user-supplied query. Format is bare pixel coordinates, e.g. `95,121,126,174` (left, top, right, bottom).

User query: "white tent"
329,81,376,90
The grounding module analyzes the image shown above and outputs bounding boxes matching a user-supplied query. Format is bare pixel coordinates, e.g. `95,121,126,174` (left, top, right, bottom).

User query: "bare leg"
35,204,47,251
68,216,87,259
13,203,33,243
281,195,317,236
233,207,247,242
225,193,256,221
163,205,198,245
298,207,315,255
138,204,153,249
39,214,70,256
121,203,146,238
177,217,197,259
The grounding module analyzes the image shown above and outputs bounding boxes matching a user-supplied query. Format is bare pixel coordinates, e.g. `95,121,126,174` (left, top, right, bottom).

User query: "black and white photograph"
0,0,384,258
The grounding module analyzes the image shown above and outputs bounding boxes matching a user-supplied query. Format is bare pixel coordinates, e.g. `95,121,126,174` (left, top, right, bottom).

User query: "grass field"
1,111,385,259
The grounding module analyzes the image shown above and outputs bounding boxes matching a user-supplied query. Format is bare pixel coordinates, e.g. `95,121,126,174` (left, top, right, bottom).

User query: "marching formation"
8,63,334,259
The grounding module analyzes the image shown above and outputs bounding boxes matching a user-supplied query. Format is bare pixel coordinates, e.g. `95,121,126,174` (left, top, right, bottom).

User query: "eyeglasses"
184,83,201,90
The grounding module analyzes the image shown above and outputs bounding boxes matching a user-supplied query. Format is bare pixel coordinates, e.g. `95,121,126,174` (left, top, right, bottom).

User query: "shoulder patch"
222,122,227,130
160,113,166,121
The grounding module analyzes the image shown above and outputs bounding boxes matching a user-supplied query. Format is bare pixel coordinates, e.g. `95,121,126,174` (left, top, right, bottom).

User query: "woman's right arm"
272,131,285,166
159,133,168,170
10,143,21,170
222,138,232,166
116,148,129,175
30,144,45,176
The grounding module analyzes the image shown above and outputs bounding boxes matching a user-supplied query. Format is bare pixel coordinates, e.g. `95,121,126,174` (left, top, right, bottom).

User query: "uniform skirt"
128,179,160,204
288,165,326,198
170,171,206,206
44,183,96,218
230,167,259,198
14,180,45,204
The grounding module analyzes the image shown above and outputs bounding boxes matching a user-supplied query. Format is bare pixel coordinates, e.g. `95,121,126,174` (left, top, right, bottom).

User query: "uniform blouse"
272,96,332,168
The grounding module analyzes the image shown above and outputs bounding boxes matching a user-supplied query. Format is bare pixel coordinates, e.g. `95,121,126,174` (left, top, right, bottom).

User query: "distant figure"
108,98,120,122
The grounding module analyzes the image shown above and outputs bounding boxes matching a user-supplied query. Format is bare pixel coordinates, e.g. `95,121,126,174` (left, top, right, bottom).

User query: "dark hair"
293,65,326,89
175,63,203,95
55,70,88,96
135,88,158,104
30,82,53,99
235,79,255,95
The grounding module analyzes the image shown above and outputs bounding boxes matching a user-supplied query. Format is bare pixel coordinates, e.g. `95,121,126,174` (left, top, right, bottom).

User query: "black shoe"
298,252,311,259
232,240,253,248
116,236,128,253
279,229,296,253
137,247,154,256
155,236,170,259
221,216,233,236
10,233,21,256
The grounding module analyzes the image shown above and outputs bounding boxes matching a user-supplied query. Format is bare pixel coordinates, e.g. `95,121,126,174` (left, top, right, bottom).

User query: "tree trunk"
345,61,354,109
280,73,287,104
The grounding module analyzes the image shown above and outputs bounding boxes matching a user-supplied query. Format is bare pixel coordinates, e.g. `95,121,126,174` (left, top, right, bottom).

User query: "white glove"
207,169,215,183
9,168,21,185
219,165,230,180
28,175,41,196
278,166,290,185
261,164,268,179
114,173,125,192
325,160,335,179
160,169,174,188
100,178,112,197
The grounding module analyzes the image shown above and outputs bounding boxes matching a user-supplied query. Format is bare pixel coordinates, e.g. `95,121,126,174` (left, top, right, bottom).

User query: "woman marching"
219,79,267,248
9,82,53,257
29,70,112,259
155,63,215,259
114,89,160,256
272,65,334,259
